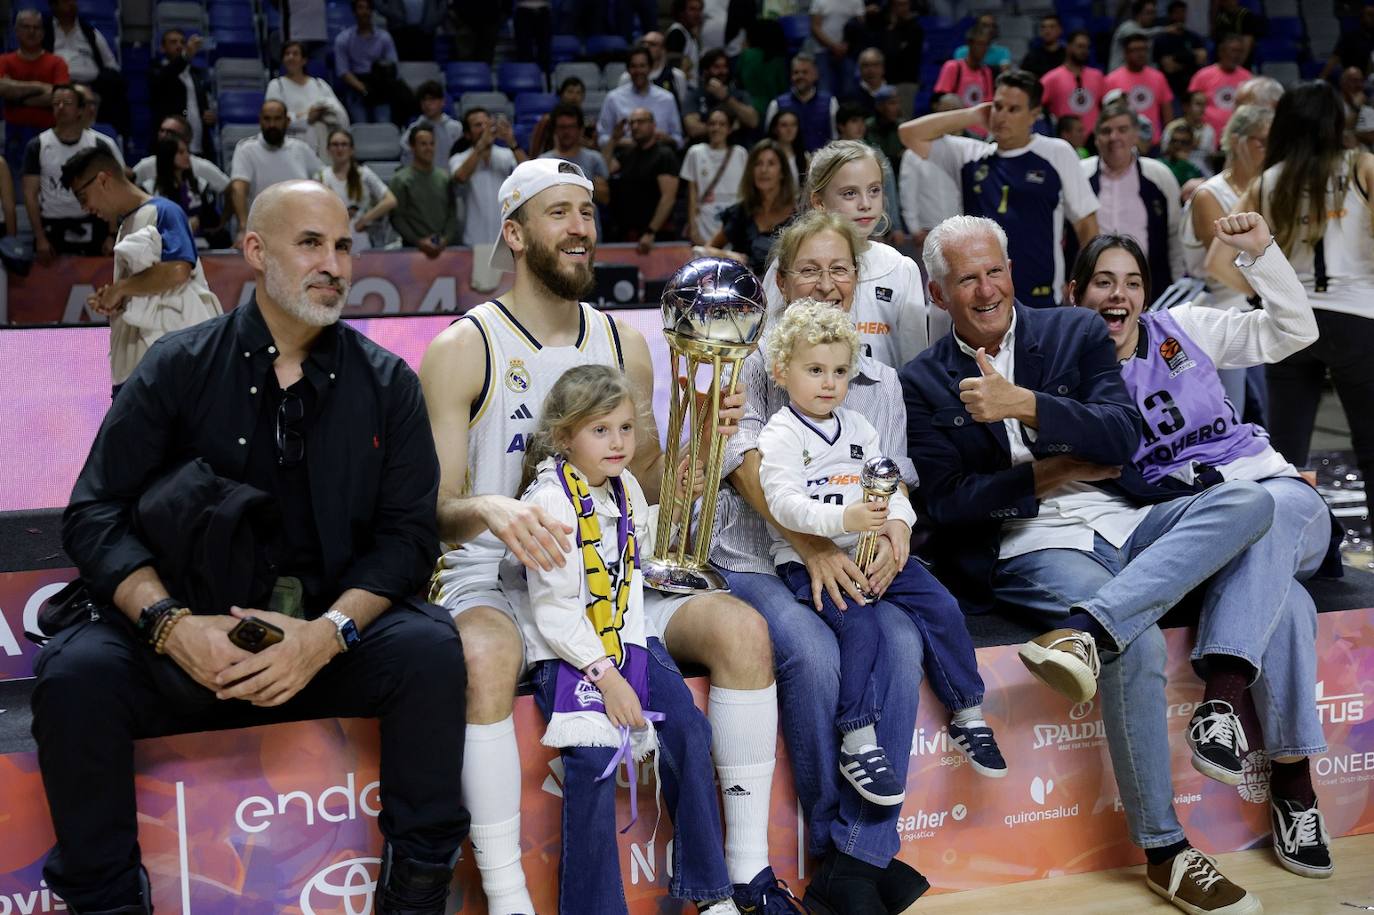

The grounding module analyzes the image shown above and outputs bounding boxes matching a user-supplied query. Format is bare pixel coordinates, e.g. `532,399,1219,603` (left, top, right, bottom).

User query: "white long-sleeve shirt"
501,459,653,670
757,405,917,567
1152,241,1316,483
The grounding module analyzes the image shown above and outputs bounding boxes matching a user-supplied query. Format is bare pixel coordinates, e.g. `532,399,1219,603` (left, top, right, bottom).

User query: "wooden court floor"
906,833,1374,914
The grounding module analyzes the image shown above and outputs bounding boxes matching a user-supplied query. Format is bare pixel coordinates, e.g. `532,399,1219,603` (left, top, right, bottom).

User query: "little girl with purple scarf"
499,364,740,915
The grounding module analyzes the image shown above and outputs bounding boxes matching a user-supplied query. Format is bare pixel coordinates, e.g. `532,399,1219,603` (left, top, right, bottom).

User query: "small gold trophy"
853,456,902,578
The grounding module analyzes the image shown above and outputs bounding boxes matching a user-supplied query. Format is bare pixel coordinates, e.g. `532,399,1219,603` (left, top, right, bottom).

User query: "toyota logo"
301,856,380,915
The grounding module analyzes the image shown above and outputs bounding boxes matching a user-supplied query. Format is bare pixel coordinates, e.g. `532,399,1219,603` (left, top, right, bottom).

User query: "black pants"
1266,307,1374,519
42,216,109,256
30,598,469,911
514,6,552,73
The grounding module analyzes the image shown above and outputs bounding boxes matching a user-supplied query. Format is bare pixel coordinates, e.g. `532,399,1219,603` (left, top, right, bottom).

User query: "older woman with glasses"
706,209,939,914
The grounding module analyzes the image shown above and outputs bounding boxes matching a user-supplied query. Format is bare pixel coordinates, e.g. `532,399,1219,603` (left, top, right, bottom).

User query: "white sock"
462,717,534,915
709,684,778,886
951,705,987,728
841,725,878,755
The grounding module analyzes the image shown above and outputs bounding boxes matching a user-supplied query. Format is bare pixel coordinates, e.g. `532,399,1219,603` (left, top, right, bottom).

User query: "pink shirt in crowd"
1104,65,1175,143
1040,65,1106,132
934,58,995,136
1188,64,1253,139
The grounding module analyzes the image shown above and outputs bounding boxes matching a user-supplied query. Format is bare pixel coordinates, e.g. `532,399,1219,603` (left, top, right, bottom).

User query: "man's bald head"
244,181,353,327
246,179,348,239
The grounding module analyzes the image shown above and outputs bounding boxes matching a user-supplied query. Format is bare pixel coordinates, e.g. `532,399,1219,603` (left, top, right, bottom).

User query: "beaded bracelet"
153,608,191,655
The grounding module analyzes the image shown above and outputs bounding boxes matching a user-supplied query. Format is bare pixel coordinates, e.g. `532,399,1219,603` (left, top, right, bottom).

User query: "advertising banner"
1,245,694,325
0,608,1370,913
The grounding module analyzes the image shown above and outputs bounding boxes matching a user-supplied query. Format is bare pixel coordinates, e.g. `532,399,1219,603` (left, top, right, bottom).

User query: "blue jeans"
342,83,392,126
4,124,40,192
1194,476,1330,757
991,481,1275,848
781,557,982,727
721,568,925,867
532,639,731,912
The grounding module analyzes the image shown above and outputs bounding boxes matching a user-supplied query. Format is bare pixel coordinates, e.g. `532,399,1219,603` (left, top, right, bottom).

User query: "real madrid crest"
505,358,531,392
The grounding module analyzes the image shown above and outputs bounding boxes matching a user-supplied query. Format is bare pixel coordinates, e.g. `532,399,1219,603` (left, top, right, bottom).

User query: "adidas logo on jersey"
510,403,533,420
723,784,751,797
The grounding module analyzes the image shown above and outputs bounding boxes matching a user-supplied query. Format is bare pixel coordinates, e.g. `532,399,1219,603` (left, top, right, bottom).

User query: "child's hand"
843,499,888,533
599,669,646,729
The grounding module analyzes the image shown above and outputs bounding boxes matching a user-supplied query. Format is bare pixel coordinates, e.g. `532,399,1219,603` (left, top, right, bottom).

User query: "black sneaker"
1271,797,1333,879
947,722,1008,779
876,857,930,914
839,745,906,806
732,865,806,914
1186,700,1247,786
802,851,886,915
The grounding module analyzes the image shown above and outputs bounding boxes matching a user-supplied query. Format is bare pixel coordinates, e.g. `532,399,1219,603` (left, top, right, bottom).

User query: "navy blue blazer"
899,303,1191,613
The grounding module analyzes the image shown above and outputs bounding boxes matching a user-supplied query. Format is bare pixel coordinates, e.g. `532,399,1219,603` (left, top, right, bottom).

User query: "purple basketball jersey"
1121,309,1270,483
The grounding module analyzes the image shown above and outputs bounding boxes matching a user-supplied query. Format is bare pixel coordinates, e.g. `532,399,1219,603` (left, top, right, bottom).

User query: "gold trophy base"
643,557,729,594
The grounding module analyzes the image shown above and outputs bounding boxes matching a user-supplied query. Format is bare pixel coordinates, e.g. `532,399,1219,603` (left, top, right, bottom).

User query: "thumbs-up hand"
958,347,1035,423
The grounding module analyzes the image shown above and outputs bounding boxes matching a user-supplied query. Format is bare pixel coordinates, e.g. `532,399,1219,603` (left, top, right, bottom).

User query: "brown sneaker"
1145,847,1263,914
1017,628,1100,702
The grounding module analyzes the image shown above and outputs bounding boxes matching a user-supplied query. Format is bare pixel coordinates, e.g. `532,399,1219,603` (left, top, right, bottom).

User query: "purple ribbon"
597,710,666,833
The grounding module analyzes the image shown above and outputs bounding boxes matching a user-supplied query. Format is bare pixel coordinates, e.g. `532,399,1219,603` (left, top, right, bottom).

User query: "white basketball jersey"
431,300,626,605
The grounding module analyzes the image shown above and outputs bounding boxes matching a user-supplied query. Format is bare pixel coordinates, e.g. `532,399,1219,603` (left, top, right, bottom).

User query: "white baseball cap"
488,158,596,273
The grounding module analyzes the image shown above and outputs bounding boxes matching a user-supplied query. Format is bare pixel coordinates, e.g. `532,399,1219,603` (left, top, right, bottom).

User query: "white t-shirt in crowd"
449,145,518,247
316,163,390,249
52,20,115,84
230,134,324,207
809,0,865,43
679,143,746,243
133,154,231,195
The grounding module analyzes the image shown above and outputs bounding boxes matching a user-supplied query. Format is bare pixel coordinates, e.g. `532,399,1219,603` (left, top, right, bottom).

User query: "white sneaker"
698,900,742,915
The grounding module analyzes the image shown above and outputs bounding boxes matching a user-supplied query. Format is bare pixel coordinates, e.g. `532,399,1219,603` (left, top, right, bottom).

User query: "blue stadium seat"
1257,36,1300,63
779,14,810,53
550,34,582,66
584,34,629,58
515,119,536,152
209,4,256,29
210,29,261,60
218,90,267,124
514,92,557,119
499,62,545,95
445,61,493,94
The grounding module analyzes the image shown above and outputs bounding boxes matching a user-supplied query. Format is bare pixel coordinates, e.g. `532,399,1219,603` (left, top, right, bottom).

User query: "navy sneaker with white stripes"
839,745,906,806
947,722,1008,778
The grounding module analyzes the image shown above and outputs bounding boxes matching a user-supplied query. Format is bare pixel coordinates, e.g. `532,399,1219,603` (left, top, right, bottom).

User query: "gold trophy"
853,456,902,579
646,257,767,593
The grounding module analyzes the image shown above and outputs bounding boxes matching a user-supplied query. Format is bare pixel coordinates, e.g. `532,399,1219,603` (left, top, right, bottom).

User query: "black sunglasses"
276,392,305,467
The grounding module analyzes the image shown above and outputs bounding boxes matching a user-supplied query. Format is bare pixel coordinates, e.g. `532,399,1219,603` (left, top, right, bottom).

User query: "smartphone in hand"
228,616,285,653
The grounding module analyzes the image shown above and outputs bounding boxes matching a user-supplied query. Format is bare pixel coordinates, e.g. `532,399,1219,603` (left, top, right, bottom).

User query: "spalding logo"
300,856,380,915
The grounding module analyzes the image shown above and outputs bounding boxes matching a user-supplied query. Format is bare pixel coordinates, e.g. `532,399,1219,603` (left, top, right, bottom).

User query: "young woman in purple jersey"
1068,212,1339,883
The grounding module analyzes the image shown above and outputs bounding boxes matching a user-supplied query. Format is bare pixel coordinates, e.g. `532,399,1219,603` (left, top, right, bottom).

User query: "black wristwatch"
137,597,182,644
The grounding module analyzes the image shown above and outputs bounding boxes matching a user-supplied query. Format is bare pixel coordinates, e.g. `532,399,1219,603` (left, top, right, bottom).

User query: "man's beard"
262,127,286,147
525,233,596,301
264,255,349,327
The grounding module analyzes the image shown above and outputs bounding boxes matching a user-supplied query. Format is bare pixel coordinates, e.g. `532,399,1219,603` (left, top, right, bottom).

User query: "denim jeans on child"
780,557,983,728
533,638,732,914
721,568,925,868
